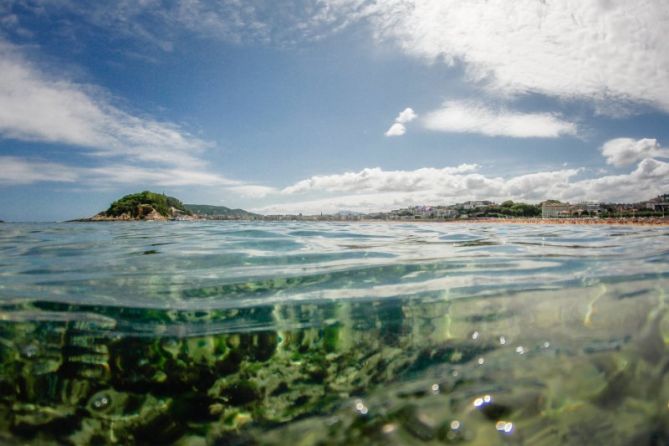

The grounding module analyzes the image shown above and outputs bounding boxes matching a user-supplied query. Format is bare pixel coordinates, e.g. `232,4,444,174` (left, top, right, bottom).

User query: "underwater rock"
1,279,668,445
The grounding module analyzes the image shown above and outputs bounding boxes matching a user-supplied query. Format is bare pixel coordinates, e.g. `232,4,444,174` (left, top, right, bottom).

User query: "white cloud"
384,122,406,137
0,157,238,187
395,107,417,124
366,1,669,113
564,158,669,203
385,106,417,137
256,154,669,214
0,156,78,185
3,0,376,49
225,184,278,198
254,192,414,215
0,39,251,189
600,138,669,167
422,101,577,138
281,164,479,194
0,40,210,168
13,1,669,114
503,169,581,200
85,165,238,187
277,163,578,206
14,1,669,114
0,157,287,205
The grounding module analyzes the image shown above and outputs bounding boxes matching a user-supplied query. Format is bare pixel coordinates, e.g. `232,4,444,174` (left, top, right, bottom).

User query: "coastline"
62,216,669,226
434,217,669,226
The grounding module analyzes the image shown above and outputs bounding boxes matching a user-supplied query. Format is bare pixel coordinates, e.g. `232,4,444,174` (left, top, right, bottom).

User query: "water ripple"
0,221,667,335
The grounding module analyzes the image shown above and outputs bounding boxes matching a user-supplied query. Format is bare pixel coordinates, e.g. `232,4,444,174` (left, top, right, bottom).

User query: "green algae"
0,277,668,445
0,297,458,444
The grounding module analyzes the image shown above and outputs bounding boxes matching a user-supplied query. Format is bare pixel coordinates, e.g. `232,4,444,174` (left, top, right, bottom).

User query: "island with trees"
74,191,260,221
79,191,194,221
72,191,669,224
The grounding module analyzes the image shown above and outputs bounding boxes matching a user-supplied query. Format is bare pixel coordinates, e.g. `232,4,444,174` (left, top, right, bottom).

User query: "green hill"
184,204,259,219
76,192,259,221
98,191,191,220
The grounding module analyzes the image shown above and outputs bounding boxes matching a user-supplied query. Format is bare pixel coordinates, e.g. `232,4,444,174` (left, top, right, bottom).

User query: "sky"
1,0,668,221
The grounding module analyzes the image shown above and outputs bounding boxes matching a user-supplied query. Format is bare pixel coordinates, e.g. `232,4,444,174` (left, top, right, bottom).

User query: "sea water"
0,221,668,445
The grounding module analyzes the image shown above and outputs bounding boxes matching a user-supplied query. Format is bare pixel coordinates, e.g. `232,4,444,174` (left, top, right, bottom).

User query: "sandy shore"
436,217,669,226
67,216,669,226
342,217,669,226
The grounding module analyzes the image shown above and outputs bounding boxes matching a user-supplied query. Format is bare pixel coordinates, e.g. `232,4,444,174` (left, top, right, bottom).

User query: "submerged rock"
0,279,668,444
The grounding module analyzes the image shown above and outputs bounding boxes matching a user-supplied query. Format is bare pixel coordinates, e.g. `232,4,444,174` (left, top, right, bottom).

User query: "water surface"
0,222,668,444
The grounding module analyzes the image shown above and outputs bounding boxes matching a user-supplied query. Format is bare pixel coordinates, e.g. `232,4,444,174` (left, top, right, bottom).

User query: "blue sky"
1,0,668,221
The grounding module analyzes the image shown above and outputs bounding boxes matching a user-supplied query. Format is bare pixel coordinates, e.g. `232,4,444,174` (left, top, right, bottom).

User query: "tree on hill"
105,191,191,218
509,202,541,217
183,204,259,218
479,201,541,217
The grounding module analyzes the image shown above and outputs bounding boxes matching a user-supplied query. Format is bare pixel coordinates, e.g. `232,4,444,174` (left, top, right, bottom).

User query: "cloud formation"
366,1,669,112
0,40,210,168
282,164,478,194
10,1,668,114
2,1,668,215
395,107,417,124
0,157,239,187
600,138,669,167
0,156,78,185
254,145,669,214
0,39,248,189
0,0,375,49
384,107,417,137
4,138,667,215
422,101,577,138
226,185,279,199
275,164,580,205
384,123,406,137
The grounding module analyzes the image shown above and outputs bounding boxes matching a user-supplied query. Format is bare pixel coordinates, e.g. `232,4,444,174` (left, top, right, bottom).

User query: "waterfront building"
645,194,669,212
461,201,493,210
542,202,571,218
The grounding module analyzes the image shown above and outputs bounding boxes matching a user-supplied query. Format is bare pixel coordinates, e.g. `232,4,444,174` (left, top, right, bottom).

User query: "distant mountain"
184,204,260,219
